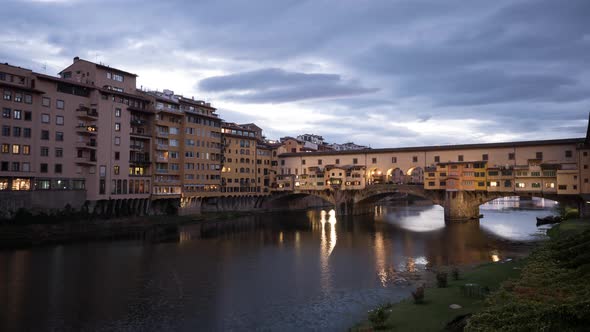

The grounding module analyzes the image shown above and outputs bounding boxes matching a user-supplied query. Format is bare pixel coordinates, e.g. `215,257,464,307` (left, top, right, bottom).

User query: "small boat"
536,215,562,226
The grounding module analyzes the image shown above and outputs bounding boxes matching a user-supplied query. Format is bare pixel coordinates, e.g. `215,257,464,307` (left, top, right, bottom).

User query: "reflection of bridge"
271,183,581,221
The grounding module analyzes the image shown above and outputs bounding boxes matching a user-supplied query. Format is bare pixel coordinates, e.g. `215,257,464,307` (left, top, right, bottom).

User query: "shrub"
412,283,425,304
368,305,389,329
436,271,448,288
452,267,460,280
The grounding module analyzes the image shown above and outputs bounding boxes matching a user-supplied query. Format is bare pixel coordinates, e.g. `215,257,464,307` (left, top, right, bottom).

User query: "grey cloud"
199,68,378,103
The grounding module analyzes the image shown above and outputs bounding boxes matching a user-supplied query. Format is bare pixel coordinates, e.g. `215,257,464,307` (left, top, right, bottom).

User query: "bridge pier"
443,191,481,221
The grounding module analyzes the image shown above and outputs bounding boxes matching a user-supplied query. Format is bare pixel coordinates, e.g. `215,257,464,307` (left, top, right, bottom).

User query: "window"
372,158,377,164
565,150,573,158
2,108,10,118
24,94,32,104
22,162,30,172
22,145,30,155
412,156,418,163
55,164,62,174
482,154,488,161
11,162,19,172
531,182,541,188
302,159,306,165
115,108,121,117
56,115,64,125
114,165,120,175
353,158,358,164
115,122,121,131
318,159,322,165
42,97,50,107
516,182,525,188
23,128,31,137
24,111,31,121
14,93,22,102
392,157,397,163
56,99,64,109
40,163,48,173
11,144,20,154
41,147,49,156
2,126,9,136
41,113,50,123
434,156,440,163
114,136,120,145
13,110,21,120
558,185,567,190
55,148,63,158
458,155,464,162
3,90,11,100
13,127,21,137
55,132,64,141
114,151,120,160
508,152,515,160
536,152,543,160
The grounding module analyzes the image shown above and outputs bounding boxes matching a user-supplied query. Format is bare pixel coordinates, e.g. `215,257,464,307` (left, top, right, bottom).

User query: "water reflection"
0,200,555,332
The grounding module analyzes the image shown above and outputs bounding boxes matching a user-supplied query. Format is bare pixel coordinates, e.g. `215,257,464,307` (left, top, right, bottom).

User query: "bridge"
272,134,590,220
270,183,584,220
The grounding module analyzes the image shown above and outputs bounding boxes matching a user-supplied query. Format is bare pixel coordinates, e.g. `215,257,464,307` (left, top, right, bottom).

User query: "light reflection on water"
0,199,555,332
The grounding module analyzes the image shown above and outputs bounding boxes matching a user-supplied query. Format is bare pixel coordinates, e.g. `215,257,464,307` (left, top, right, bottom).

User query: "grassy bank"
467,218,590,331
353,260,526,331
355,218,590,331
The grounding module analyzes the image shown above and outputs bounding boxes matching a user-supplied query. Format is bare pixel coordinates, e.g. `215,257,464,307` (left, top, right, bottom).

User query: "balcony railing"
76,125,98,134
130,119,146,126
77,107,99,119
76,141,97,149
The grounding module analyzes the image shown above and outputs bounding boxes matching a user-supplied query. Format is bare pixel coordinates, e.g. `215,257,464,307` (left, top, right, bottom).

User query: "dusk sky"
3,0,589,147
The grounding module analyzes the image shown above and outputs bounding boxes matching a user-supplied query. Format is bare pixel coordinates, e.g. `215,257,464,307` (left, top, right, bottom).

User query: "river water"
0,198,557,331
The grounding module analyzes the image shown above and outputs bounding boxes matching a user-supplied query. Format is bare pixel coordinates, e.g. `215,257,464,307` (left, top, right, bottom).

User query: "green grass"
546,218,590,239
353,260,526,331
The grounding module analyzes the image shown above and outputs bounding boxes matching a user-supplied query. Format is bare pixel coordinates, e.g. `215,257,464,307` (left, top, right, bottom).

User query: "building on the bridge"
277,139,584,198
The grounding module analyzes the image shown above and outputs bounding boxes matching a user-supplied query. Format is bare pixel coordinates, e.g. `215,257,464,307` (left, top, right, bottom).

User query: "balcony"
76,141,97,150
130,129,152,138
130,119,147,126
76,125,98,135
75,155,97,166
76,106,98,120
156,156,169,162
156,131,169,138
156,144,169,150
155,168,169,174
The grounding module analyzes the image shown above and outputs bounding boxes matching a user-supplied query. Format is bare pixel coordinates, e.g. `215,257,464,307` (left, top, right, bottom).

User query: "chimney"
73,56,80,63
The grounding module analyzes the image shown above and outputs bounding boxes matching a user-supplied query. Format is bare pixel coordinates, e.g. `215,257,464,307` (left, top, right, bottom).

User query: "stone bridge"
268,184,582,221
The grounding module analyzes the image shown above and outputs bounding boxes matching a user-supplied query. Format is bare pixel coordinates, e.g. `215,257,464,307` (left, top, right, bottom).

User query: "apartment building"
0,58,234,213
220,123,259,193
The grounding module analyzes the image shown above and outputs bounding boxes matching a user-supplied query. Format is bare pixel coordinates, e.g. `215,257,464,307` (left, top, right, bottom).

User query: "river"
0,198,557,331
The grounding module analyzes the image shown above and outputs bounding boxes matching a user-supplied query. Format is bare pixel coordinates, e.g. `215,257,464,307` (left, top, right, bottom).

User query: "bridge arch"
406,167,424,184
368,167,385,185
386,167,404,184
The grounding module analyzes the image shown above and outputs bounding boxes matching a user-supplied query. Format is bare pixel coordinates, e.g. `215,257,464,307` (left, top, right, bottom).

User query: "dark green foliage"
467,227,590,331
411,284,425,304
452,267,460,280
368,302,394,329
436,271,448,288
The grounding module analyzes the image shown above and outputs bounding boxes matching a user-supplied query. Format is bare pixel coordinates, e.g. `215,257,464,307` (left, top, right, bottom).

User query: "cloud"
1,0,589,147
198,68,378,103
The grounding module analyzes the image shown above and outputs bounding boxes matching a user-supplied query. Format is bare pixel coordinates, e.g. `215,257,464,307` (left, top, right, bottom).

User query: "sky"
2,0,589,148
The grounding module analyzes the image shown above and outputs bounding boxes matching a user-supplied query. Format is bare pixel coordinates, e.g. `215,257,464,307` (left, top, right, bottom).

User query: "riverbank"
353,218,590,331
0,210,269,249
352,259,526,331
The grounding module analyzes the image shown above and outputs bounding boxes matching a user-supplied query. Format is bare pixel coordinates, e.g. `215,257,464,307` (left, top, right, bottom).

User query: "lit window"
13,110,21,119
115,123,121,131
516,182,525,188
115,108,121,117
12,144,20,154
23,145,30,155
